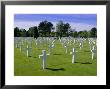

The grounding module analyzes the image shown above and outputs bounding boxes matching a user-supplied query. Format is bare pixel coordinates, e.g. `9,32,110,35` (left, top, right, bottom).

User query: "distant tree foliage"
28,26,39,38
89,27,97,37
14,20,97,38
14,27,20,37
38,20,53,37
56,21,71,37
14,27,27,37
73,31,78,37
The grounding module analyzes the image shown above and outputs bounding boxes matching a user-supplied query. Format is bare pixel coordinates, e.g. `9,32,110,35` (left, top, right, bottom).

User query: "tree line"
14,20,97,38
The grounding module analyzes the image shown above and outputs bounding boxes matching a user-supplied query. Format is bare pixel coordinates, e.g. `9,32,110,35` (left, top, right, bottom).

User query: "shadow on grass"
49,62,71,67
28,56,32,57
74,62,80,63
46,68,65,71
81,62,92,64
33,56,37,58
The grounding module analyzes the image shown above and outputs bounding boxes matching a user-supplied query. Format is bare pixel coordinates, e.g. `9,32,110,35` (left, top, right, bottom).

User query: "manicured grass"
14,38,97,76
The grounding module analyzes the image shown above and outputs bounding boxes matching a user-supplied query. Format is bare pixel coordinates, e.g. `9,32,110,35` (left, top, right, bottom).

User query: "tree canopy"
14,20,97,38
38,20,53,37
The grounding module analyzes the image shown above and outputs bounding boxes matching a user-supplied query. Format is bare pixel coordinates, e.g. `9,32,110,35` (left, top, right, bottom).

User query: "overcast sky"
14,14,97,31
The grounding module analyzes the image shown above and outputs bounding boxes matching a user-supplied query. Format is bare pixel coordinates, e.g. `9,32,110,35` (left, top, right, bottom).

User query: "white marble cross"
79,42,82,50
70,48,78,64
26,45,32,57
26,45,29,57
52,40,55,44
15,42,19,48
19,41,24,52
49,42,55,53
89,42,92,51
91,46,96,60
69,40,72,46
39,50,50,69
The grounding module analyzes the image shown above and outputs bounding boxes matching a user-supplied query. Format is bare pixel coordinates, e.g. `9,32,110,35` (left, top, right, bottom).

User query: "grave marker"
91,46,96,60
79,42,83,50
26,45,32,57
39,50,50,69
70,48,78,63
64,44,68,53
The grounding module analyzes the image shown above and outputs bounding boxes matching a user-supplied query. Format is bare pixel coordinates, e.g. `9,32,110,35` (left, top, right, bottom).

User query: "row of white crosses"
37,38,55,69
35,37,56,49
60,37,69,54
37,37,96,63
87,38,97,60
88,38,97,60
15,37,22,48
15,41,20,48
63,37,96,60
15,37,97,70
48,40,55,54
60,38,77,54
15,37,33,57
38,47,78,69
35,37,45,48
19,41,24,52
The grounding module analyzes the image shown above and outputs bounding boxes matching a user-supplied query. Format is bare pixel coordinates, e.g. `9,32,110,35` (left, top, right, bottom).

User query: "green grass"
14,38,97,76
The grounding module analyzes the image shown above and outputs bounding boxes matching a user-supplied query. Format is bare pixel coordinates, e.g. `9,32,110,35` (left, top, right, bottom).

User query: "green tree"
68,29,73,37
28,27,34,37
56,21,71,37
82,30,88,38
78,31,83,37
33,26,39,38
28,26,39,38
63,23,71,36
88,27,97,37
38,20,53,37
90,27,97,37
14,27,20,37
56,21,64,37
19,29,27,37
50,31,56,37
73,31,78,37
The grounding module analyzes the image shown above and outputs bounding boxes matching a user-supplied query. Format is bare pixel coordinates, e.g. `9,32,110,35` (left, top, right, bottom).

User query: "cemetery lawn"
14,39,97,76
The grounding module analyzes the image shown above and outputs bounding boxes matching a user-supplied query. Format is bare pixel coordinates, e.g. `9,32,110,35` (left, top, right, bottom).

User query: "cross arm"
39,55,43,58
46,53,50,56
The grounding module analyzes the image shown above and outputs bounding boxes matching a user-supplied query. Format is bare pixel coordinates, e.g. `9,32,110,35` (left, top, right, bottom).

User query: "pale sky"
14,14,97,31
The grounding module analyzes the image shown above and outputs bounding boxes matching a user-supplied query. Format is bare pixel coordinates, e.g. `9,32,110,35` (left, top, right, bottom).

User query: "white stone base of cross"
39,50,50,70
